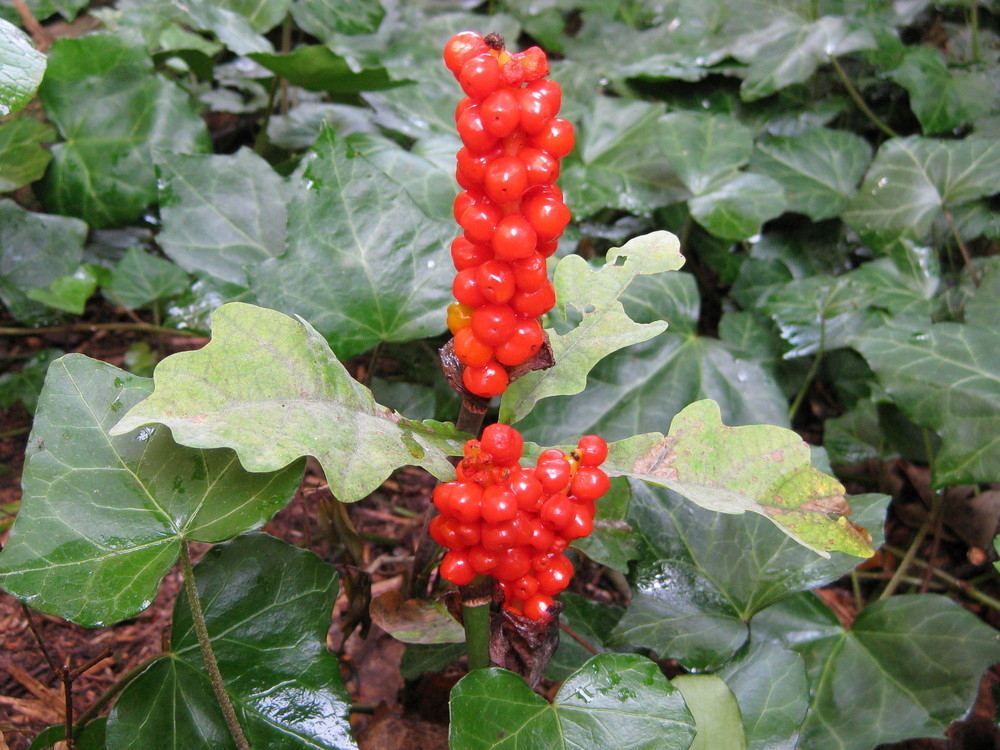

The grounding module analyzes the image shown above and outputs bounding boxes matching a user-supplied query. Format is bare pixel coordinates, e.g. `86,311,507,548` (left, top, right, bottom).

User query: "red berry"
526,78,562,114
456,147,498,187
527,516,555,550
509,468,544,511
451,235,492,271
457,105,499,154
522,592,555,620
429,515,459,548
448,482,483,523
471,303,516,347
561,507,593,540
540,493,574,530
481,423,524,466
532,117,575,157
511,280,556,319
491,215,537,261
570,466,610,502
484,155,529,204
463,360,508,398
469,545,499,574
481,519,517,551
519,147,560,186
576,435,608,466
535,554,573,595
458,200,501,244
512,512,534,546
481,88,520,137
440,549,476,586
509,574,539,600
522,195,570,242
494,318,544,366
459,53,501,100
494,546,532,581
512,252,548,292
444,31,488,75
454,327,493,368
476,260,515,304
515,88,554,134
481,485,518,523
452,268,487,307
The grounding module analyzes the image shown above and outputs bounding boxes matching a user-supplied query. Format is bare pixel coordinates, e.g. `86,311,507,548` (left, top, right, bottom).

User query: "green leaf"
24,263,98,313
449,654,696,750
717,641,808,750
106,247,190,309
110,302,465,502
105,533,357,750
156,148,287,286
610,480,886,667
736,16,877,101
659,112,752,195
400,642,466,680
369,590,465,644
0,348,62,413
570,477,640,573
500,231,682,424
545,592,624,682
0,355,304,626
892,46,998,134
561,98,687,218
290,0,385,38
0,17,45,116
249,46,401,94
38,33,210,228
853,315,1000,486
251,127,454,358
688,172,788,241
750,128,871,220
176,1,272,55
754,593,1000,749
0,118,55,192
843,136,1000,246
607,400,877,556
29,718,107,750
671,675,747,750
620,270,700,336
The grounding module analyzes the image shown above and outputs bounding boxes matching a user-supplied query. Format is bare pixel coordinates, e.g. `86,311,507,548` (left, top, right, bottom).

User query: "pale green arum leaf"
250,128,453,358
449,654,696,750
606,400,877,556
291,0,385,38
106,533,357,750
750,128,871,220
0,17,45,116
0,355,303,626
659,112,752,194
0,199,86,292
561,98,687,217
754,593,1000,750
843,136,1000,246
500,231,682,425
0,348,62,413
156,148,287,286
671,675,747,750
854,315,1000,486
892,46,998,134
717,641,808,750
515,333,789,446
249,47,400,94
111,302,466,502
620,270,700,336
24,263,97,313
545,593,624,682
736,15,877,100
0,118,55,192
610,481,886,667
689,172,788,241
106,247,190,310
38,33,210,228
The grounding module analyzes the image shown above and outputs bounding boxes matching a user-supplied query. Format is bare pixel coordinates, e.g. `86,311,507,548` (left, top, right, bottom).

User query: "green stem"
883,544,1000,612
179,544,251,750
0,323,202,337
74,653,162,728
788,314,825,422
830,55,899,138
971,0,981,63
461,577,493,671
943,208,980,286
879,520,931,599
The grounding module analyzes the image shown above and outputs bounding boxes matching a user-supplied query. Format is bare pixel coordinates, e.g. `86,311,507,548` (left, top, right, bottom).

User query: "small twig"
12,0,53,50
970,0,981,64
829,55,899,138
942,208,981,286
559,623,601,656
0,323,203,338
883,544,1000,612
789,310,826,422
20,603,60,675
879,519,932,599
361,341,383,388
74,653,162,727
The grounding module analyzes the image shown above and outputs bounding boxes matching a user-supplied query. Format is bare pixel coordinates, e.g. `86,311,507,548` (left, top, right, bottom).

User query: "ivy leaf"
610,480,887,668
750,128,872,221
843,136,1000,246
250,127,453,358
105,533,357,750
290,0,385,38
0,118,55,192
671,675,747,750
0,348,62,414
853,315,1000,487
688,172,788,241
38,33,210,228
156,148,287,286
106,247,190,310
449,654,696,750
111,302,465,502
754,593,1000,750
0,18,45,116
545,593,624,682
499,231,682,425
606,400,876,557
659,112,752,195
735,16,877,101
24,263,98,314
249,47,400,94
0,199,86,293
561,98,687,218
892,46,998,134
0,355,304,626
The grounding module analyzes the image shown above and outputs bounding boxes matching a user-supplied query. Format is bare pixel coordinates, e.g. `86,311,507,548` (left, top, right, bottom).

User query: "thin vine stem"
179,543,251,750
942,208,980,286
0,322,204,337
879,519,931,599
788,316,825,422
882,544,1000,612
970,0,981,63
829,55,899,138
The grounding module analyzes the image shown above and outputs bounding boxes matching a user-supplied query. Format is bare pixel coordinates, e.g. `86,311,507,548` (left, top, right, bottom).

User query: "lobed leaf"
0,118,55,192
0,17,45,117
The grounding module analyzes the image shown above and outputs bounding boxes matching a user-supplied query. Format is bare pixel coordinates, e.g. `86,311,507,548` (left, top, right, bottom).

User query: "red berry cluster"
431,423,609,621
443,31,574,399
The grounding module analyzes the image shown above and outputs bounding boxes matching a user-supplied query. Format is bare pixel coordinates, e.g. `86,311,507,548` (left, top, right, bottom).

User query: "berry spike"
442,31,573,400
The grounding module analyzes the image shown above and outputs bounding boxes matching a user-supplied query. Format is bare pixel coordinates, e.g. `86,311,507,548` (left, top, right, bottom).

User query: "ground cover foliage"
1,0,1000,748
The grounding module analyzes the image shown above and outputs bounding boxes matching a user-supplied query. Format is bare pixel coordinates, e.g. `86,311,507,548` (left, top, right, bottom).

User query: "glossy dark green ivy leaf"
610,480,886,668
854,314,1000,486
717,641,808,750
111,302,465,502
753,593,1000,750
750,128,871,220
689,172,787,241
0,118,54,191
105,533,357,750
29,718,107,750
250,127,453,358
0,348,61,414
290,0,384,38
671,675,746,750
38,33,210,228
156,148,287,286
545,592,624,682
500,231,682,425
620,270,700,336
571,477,640,573
0,355,304,626
449,654,696,750
0,17,45,116
250,46,400,94
843,135,1000,246
106,247,189,310
24,263,98,314
892,46,997,134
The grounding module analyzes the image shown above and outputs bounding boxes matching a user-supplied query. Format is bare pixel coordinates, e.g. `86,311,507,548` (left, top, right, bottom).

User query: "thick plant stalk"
461,577,494,670
179,543,252,750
